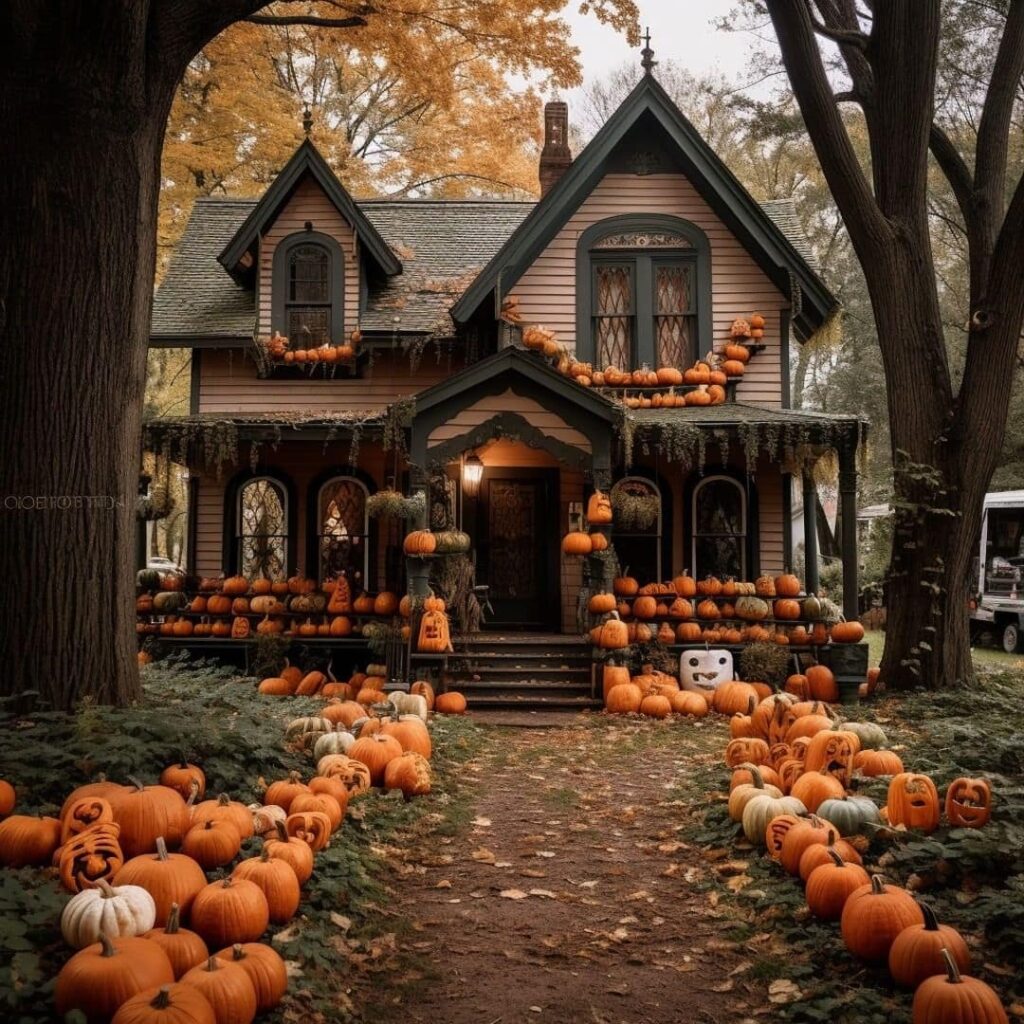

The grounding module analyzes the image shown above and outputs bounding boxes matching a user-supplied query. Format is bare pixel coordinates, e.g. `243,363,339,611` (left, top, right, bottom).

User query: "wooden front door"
475,469,559,630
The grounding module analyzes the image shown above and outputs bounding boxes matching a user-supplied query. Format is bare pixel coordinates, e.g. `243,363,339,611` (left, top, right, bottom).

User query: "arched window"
692,475,747,579
272,231,345,347
237,477,289,579
576,215,712,371
317,476,369,584
611,476,663,582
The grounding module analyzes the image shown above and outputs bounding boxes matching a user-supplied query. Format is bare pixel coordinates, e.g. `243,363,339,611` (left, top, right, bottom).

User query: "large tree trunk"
0,6,180,708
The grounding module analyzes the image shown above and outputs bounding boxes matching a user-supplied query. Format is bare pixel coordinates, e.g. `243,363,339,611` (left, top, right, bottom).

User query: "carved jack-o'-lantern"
586,490,613,525
944,777,992,829
887,772,941,833
679,649,734,697
804,730,859,788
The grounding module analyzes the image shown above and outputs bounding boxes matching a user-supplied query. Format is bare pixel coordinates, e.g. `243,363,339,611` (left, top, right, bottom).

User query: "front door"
474,468,559,630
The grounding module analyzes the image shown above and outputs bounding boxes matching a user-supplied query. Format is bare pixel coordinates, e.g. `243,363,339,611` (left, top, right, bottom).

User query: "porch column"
838,440,859,619
406,466,432,600
802,471,819,596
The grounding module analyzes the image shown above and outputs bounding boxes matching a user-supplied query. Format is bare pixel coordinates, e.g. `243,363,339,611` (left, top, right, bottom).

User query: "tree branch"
246,14,367,27
929,123,975,226
810,14,867,48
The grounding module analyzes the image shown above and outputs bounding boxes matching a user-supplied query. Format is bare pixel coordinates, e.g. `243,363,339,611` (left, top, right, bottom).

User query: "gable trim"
218,139,401,280
450,74,836,337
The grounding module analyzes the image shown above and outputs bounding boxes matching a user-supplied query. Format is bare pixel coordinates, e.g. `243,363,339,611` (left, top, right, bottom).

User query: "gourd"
61,879,157,948
741,793,807,845
816,795,881,836
727,765,782,822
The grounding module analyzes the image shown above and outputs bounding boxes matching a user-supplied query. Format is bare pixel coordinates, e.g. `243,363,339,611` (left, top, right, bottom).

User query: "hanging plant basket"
611,480,660,531
366,490,425,521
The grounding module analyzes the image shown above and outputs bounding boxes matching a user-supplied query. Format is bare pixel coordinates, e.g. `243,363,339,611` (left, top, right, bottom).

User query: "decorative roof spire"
640,27,656,75
302,105,313,137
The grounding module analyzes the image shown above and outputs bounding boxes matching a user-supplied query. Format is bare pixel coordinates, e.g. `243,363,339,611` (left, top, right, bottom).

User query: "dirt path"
360,716,766,1024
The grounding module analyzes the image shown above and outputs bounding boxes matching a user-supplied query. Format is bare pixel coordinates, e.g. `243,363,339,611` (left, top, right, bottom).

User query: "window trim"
576,214,712,368
271,230,345,345
223,469,297,577
691,474,748,580
611,475,664,580
314,474,371,584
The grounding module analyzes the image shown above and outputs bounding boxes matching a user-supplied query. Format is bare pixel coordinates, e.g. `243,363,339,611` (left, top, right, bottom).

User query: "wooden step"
458,679,593,694
464,693,603,710
447,664,591,678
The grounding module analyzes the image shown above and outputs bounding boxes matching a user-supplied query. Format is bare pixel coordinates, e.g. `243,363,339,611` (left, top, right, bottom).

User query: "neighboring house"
145,62,864,656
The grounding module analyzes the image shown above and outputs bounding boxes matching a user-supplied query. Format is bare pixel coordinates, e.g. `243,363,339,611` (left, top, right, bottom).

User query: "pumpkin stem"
151,987,172,1009
232,943,246,961
205,955,219,972
99,932,117,957
166,904,181,933
128,775,146,792
95,878,115,898
825,848,846,868
217,793,231,806
870,874,886,895
940,947,963,984
920,901,940,932
273,820,289,842
260,845,272,862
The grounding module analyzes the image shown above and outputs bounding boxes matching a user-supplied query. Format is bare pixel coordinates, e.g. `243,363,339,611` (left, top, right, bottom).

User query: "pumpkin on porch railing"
586,491,613,524
561,531,592,556
403,530,436,556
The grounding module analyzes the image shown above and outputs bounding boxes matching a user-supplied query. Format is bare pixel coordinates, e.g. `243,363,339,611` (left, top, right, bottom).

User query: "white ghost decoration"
679,649,734,698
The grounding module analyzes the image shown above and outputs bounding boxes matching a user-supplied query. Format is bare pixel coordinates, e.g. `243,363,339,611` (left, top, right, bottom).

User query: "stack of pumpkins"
720,688,1005,1023
0,763,319,1023
602,663,710,718
588,570,866,648
266,327,361,365
136,569,409,645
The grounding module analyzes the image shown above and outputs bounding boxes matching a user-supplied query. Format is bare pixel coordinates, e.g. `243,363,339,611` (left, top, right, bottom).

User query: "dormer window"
576,215,712,371
272,231,346,347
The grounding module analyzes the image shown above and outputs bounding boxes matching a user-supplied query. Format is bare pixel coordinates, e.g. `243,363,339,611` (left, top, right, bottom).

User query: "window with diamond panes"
654,261,695,368
237,478,288,579
593,262,635,369
317,477,368,585
286,244,331,347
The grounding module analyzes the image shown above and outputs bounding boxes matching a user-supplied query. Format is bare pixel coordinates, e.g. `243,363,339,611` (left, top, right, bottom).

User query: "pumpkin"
0,813,62,866
741,793,807,846
249,804,287,839
586,490,613,524
189,796,252,841
840,875,924,963
213,944,287,1015
831,620,866,643
775,573,801,597
887,773,941,832
181,821,242,871
62,879,157,948
349,734,404,785
790,767,846,813
816,795,881,836
317,756,372,797
262,772,310,813
380,717,432,758
233,847,300,924
911,949,1009,1024
403,530,436,555
889,901,972,990
180,955,257,1024
944,776,992,828
434,691,468,715
725,737,770,768
679,649,735,699
805,849,871,921
312,731,356,761
189,878,270,949
805,665,838,702
589,592,617,615
59,821,125,892
854,749,904,777
111,982,216,1024
384,752,433,798
803,730,859,787
418,605,452,652
561,531,592,556
284,811,332,851
774,598,802,621
669,691,708,717
55,934,176,1024
264,821,313,885
727,765,782,821
735,596,770,621
639,694,672,719
841,720,888,750
595,613,629,649
778,815,833,875
797,830,863,881
160,763,207,802
289,792,344,832
713,681,760,716
604,683,643,714
765,814,803,861
632,595,657,620
144,903,209,980
114,837,208,926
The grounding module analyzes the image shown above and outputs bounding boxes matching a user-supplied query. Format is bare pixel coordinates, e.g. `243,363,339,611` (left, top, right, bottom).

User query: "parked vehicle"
970,490,1024,652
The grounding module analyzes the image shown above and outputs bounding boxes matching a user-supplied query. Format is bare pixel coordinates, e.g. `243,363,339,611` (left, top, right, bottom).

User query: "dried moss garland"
611,480,661,530
366,490,425,520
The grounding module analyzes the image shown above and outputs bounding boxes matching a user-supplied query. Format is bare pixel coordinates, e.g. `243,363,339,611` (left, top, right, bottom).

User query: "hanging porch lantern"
462,452,483,499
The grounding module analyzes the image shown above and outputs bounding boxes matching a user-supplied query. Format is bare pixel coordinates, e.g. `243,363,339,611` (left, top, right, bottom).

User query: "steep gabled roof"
217,138,401,280
450,73,836,341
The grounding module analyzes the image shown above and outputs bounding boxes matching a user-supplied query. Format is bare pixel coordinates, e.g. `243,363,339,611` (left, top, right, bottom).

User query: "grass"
866,627,1024,672
0,656,487,1024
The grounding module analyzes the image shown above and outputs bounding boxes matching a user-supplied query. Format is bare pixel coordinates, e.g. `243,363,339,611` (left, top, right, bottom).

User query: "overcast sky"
562,0,762,101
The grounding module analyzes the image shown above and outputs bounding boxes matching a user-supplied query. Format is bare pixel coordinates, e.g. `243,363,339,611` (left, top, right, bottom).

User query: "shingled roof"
150,194,816,344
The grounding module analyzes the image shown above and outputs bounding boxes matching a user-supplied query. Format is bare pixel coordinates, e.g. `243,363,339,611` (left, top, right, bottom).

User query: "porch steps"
446,634,601,711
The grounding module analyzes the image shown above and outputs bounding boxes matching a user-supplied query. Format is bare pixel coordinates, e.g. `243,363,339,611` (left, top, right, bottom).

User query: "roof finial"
640,26,656,75
302,105,313,137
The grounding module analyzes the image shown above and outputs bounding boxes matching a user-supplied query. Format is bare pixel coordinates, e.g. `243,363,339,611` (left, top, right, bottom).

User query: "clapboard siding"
258,176,360,339
757,467,785,573
560,470,585,633
513,173,787,407
197,349,453,414
427,390,591,452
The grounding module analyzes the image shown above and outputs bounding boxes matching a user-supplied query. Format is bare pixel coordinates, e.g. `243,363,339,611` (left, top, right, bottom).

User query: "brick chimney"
539,100,572,196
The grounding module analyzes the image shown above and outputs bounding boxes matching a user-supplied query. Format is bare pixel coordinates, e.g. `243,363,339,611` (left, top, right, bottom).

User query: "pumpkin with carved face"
586,491,613,525
679,649,734,698
886,773,941,833
803,730,860,788
944,777,992,829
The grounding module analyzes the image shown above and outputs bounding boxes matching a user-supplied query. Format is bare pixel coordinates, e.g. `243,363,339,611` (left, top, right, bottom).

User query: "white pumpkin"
60,879,156,949
248,802,287,837
679,649,734,698
313,730,356,760
388,692,429,721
